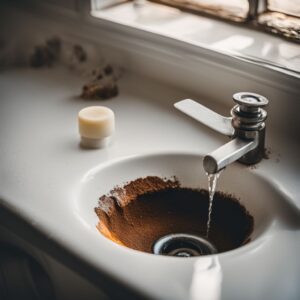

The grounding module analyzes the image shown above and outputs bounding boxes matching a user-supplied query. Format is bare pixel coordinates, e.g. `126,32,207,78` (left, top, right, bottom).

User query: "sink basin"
77,152,298,257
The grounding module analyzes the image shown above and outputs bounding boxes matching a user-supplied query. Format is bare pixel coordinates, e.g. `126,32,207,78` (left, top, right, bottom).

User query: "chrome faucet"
174,92,268,174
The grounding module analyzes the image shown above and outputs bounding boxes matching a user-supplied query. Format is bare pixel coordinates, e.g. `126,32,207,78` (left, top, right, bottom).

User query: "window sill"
91,1,300,77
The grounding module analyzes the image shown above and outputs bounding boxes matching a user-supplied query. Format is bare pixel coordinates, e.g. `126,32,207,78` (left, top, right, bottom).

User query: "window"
91,0,300,42
150,0,250,22
91,0,300,74
146,0,300,42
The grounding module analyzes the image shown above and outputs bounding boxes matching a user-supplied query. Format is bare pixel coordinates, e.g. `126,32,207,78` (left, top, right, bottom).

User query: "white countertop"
0,66,299,299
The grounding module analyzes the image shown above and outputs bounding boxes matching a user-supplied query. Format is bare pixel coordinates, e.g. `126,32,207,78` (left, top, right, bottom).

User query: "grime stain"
95,176,254,255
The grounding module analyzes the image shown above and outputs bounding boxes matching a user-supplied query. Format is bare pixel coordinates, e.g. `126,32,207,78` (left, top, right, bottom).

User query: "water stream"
206,172,220,238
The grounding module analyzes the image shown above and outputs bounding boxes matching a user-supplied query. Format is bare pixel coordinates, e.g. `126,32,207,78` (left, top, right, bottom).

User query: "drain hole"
152,233,217,257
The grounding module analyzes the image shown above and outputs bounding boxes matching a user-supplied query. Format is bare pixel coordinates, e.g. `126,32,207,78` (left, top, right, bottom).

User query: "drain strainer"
152,233,217,257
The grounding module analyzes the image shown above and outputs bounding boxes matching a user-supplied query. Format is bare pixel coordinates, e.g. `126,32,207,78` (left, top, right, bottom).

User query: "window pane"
268,0,300,18
151,0,249,21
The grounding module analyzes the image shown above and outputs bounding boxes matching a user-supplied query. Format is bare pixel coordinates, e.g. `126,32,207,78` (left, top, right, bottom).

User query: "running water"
206,172,220,238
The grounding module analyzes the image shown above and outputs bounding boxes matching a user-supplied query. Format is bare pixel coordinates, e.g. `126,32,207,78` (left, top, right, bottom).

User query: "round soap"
78,106,115,148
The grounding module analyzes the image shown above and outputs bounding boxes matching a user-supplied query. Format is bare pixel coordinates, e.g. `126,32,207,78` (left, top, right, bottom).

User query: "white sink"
77,152,299,249
75,152,300,299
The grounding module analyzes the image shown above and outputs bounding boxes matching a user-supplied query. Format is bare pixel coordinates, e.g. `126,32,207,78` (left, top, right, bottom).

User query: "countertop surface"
0,67,299,300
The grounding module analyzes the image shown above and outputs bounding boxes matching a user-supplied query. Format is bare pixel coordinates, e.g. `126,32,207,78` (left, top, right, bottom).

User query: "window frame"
91,0,300,43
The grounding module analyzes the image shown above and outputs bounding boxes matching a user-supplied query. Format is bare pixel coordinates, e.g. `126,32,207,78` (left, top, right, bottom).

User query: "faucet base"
237,127,266,165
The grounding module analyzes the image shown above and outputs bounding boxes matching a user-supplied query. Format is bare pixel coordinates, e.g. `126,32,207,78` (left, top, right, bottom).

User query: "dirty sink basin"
76,153,298,257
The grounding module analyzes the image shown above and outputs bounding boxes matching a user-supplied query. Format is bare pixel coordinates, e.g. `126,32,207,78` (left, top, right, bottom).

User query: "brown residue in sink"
263,147,272,159
95,176,254,254
80,64,119,100
249,147,272,170
249,148,282,170
108,176,180,207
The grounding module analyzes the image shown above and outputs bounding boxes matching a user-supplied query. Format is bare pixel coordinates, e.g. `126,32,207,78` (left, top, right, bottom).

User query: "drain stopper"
153,233,217,257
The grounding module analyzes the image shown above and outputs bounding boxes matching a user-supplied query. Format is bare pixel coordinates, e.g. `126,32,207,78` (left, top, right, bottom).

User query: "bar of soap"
78,106,115,148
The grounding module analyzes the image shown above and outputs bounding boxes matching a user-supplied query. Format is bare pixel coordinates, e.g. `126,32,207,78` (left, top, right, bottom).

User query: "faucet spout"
203,138,258,174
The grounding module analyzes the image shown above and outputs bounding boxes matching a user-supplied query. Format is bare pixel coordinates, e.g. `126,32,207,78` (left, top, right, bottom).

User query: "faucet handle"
233,92,268,113
174,99,234,137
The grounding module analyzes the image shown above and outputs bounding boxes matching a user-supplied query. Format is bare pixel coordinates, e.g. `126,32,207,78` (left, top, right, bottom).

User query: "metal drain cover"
153,233,217,257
